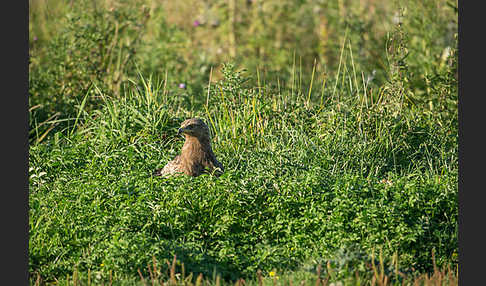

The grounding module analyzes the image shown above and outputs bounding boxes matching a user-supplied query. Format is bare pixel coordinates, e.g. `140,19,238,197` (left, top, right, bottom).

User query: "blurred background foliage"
29,0,457,143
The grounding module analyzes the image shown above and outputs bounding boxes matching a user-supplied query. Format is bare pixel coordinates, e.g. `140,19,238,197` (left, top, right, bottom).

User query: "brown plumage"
154,118,224,177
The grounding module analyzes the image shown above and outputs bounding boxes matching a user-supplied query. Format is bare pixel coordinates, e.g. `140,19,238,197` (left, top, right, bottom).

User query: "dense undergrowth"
29,0,457,285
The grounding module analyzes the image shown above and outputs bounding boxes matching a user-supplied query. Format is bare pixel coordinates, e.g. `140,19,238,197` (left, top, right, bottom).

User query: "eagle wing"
153,155,184,177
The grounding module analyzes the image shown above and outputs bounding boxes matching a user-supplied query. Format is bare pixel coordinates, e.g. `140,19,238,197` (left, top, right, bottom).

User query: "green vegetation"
29,0,457,285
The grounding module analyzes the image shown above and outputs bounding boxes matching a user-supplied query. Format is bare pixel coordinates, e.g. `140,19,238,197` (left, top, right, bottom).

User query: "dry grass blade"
322,275,329,286
38,122,59,144
147,263,155,285
315,265,322,286
216,275,221,286
139,269,148,286
170,255,177,285
257,270,263,286
196,273,203,286
35,272,41,286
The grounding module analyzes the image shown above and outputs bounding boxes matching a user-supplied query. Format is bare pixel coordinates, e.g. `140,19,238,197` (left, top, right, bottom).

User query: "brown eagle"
154,118,224,177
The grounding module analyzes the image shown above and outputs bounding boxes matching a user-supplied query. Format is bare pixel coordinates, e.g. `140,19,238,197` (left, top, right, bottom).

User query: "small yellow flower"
269,271,276,277
100,263,104,267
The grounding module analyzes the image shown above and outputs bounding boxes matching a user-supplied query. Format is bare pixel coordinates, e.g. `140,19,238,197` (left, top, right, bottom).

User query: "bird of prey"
154,118,224,177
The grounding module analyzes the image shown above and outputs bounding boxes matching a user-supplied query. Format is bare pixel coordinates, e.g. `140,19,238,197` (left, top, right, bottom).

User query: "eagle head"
177,118,211,141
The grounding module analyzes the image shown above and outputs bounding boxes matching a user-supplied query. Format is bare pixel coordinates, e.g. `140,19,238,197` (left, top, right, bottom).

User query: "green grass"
29,0,457,285
29,61,457,284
